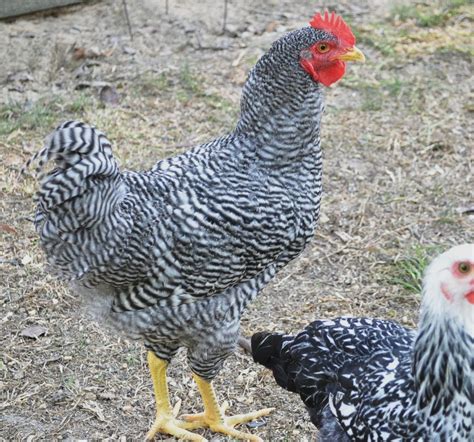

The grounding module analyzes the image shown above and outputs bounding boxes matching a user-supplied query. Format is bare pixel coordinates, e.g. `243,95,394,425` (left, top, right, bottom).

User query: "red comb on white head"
309,11,355,47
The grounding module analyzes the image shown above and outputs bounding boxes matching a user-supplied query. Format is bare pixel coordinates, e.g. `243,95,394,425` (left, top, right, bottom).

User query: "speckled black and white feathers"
28,27,332,380
250,314,473,441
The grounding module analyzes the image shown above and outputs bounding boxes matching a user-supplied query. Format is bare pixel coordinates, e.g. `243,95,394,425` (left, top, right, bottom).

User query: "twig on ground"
222,0,228,33
122,0,133,40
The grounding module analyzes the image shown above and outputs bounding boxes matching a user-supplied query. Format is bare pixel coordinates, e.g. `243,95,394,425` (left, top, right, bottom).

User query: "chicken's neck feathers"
413,306,473,420
234,29,325,167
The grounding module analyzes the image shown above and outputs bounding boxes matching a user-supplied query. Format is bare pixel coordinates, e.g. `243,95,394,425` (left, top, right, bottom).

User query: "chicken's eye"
317,43,330,53
458,262,471,274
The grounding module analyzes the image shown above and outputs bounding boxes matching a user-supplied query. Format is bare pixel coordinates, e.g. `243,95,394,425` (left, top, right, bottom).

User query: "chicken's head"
422,243,474,336
300,11,365,87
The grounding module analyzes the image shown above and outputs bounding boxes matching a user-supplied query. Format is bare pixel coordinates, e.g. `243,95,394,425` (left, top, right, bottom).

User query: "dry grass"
1,0,473,440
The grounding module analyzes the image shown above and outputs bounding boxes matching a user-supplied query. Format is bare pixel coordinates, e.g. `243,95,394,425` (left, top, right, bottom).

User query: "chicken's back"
30,121,319,318
250,318,421,439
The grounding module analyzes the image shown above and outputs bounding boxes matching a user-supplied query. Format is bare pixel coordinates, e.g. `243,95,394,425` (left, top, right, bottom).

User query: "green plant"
0,98,61,135
388,246,441,294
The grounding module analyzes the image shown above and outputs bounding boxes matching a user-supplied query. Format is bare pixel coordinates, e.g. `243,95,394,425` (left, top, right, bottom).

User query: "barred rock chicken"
27,12,364,441
245,244,474,441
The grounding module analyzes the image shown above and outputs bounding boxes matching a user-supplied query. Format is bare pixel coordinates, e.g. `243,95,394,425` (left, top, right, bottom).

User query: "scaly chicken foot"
146,413,206,442
145,352,207,441
180,373,274,442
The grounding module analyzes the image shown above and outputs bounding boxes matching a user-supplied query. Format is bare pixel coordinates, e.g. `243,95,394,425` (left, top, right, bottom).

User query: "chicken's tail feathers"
26,121,132,280
25,121,120,212
250,331,285,366
249,331,295,391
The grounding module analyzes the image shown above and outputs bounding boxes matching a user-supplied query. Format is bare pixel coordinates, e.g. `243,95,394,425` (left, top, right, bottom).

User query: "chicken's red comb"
309,11,355,46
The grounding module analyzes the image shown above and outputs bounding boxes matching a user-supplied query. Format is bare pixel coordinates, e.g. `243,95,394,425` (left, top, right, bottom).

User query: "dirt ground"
0,0,472,440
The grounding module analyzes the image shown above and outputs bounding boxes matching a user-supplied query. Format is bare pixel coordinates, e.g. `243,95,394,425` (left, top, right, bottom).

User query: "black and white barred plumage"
249,244,474,441
27,26,336,380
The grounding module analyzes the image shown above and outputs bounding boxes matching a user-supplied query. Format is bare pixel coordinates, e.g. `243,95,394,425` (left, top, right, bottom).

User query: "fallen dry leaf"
80,400,106,422
265,21,279,33
7,71,33,82
122,46,136,55
0,224,18,235
99,85,120,106
72,47,87,60
20,325,48,339
72,46,114,60
246,417,269,429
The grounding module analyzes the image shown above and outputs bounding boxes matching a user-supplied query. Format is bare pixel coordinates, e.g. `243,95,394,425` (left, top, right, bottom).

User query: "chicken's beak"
335,46,366,63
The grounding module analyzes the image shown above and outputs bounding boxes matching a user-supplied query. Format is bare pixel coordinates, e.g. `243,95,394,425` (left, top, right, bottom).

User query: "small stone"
98,391,116,400
319,213,330,224
123,46,136,55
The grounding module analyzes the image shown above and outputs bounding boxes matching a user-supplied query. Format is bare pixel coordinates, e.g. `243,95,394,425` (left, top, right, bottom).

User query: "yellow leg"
180,373,274,442
145,352,206,441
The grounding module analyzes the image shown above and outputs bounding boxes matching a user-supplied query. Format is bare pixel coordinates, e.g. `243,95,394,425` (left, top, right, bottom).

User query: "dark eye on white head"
458,262,471,274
